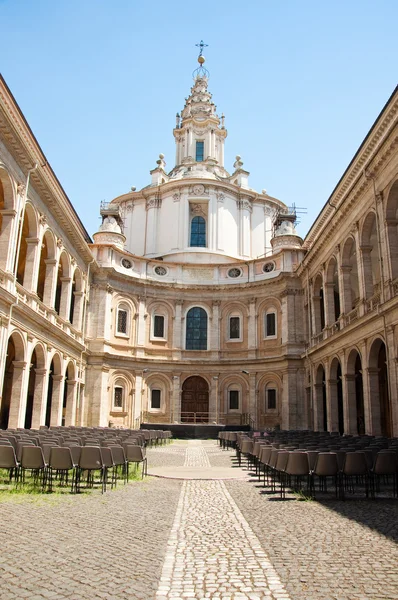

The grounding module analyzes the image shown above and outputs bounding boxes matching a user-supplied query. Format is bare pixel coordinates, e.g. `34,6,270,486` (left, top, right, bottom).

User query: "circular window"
121,258,133,269
263,262,275,273
154,266,168,276
228,268,242,278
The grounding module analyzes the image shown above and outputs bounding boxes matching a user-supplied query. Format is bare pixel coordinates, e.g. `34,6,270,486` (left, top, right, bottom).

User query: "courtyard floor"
0,439,397,600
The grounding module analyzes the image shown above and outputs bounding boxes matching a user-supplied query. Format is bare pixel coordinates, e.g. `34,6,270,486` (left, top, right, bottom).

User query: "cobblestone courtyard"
0,440,397,600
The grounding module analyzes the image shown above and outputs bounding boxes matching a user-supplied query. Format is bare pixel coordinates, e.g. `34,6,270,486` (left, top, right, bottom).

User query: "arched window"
190,216,206,247
186,307,208,350
116,303,130,336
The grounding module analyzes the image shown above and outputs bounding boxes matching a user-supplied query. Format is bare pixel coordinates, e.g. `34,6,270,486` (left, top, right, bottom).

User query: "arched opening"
0,168,16,271
337,363,344,435
15,204,38,290
54,252,71,318
37,230,57,305
368,339,392,437
346,350,365,435
63,361,77,426
0,178,4,236
0,333,25,429
313,274,325,334
45,354,62,427
37,235,48,301
45,359,55,427
361,212,381,299
385,180,398,280
181,376,209,423
0,337,15,429
325,257,340,325
329,358,344,434
16,211,29,286
341,237,360,313
70,269,83,328
69,272,76,323
186,307,208,350
24,349,37,429
315,365,327,431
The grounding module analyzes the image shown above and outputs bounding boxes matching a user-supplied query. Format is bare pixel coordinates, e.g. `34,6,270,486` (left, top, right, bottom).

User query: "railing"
180,412,213,424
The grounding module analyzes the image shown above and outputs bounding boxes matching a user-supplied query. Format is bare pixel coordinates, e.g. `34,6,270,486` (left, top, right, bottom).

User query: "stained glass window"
186,307,207,350
190,216,206,247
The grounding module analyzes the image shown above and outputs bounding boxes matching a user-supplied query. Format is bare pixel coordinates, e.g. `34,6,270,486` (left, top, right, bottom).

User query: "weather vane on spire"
193,40,210,79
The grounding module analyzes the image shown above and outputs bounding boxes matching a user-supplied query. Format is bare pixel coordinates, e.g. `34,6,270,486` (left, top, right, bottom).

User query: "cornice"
303,87,398,252
0,76,93,262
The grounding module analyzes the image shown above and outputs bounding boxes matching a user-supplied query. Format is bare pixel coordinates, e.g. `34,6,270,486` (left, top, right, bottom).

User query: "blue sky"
1,0,397,239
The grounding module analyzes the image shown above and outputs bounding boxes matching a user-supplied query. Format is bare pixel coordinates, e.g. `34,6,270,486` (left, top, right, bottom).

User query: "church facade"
0,59,397,437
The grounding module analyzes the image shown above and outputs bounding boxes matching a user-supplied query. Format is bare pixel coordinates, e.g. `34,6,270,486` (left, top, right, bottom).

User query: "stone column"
342,373,357,435
71,291,84,330
0,209,17,272
313,383,324,431
172,300,183,358
134,373,143,424
209,376,218,422
64,379,78,426
136,296,146,358
58,277,72,321
340,265,352,315
210,301,220,354
42,259,58,308
359,246,373,300
7,361,27,429
170,374,181,423
327,378,338,432
23,238,40,292
50,374,65,427
145,198,161,256
365,367,380,436
216,192,224,252
385,220,398,282
249,373,257,427
248,298,257,358
237,199,252,258
324,283,335,327
30,368,48,430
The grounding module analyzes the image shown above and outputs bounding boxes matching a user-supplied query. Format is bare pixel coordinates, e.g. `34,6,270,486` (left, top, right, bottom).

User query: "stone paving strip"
0,477,182,600
156,441,290,600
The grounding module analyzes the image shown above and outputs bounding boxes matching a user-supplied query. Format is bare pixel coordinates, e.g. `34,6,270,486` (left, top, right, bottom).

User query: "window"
229,390,239,410
151,389,161,409
196,141,204,162
113,386,123,409
186,307,208,350
265,311,276,337
117,308,128,335
153,315,165,338
267,388,277,410
229,316,240,340
190,216,206,247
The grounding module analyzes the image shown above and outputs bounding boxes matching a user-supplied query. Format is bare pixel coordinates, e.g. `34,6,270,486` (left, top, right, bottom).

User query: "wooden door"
181,376,209,423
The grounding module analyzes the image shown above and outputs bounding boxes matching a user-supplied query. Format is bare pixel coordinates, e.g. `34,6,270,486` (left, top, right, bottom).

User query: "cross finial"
195,40,208,57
